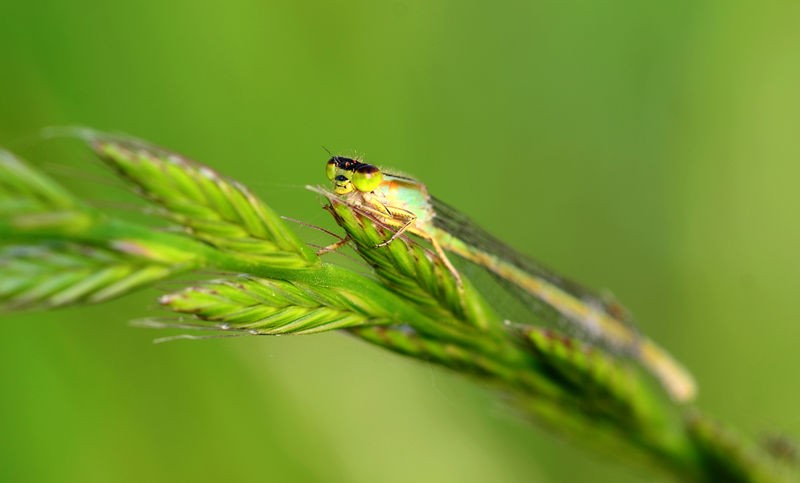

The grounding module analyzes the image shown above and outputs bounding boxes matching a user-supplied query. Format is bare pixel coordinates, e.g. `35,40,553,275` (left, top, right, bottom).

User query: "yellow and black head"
326,156,383,195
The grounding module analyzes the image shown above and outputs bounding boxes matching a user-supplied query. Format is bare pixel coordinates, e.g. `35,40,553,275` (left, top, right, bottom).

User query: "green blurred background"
2,1,799,481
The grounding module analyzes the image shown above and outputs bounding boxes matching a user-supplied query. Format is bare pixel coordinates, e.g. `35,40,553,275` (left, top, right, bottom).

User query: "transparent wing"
431,196,634,327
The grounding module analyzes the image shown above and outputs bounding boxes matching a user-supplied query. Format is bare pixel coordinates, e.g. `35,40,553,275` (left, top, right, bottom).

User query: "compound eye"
325,158,337,180
352,164,382,192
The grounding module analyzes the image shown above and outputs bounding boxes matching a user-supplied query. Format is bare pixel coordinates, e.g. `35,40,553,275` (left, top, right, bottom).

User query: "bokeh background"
2,1,799,482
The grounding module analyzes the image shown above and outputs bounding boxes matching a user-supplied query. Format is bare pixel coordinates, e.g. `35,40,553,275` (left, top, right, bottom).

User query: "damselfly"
322,156,697,402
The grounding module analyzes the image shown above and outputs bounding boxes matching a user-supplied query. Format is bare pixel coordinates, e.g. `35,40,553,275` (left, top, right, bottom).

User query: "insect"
323,155,697,402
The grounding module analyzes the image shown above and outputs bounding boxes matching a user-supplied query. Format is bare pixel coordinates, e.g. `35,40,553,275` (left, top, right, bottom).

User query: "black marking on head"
328,156,359,171
327,155,380,174
335,174,349,182
356,164,380,175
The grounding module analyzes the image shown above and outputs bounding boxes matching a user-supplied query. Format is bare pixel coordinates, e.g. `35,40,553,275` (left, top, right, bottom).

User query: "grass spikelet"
80,131,316,267
0,148,77,211
160,276,394,335
321,190,499,334
0,243,183,311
